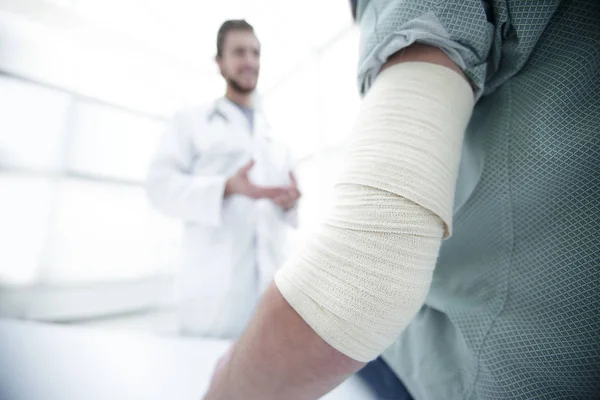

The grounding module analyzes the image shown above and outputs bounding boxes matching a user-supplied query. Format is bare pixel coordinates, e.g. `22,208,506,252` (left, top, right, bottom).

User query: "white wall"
0,75,181,288
262,28,361,230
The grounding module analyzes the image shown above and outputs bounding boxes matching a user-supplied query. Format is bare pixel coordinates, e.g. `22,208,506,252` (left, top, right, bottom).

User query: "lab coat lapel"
215,97,251,133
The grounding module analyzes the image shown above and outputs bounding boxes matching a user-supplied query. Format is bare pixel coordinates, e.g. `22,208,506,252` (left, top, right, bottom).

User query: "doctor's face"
217,30,260,94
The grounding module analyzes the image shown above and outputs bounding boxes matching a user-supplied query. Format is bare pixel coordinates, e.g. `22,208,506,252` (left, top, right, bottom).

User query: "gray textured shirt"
355,1,600,398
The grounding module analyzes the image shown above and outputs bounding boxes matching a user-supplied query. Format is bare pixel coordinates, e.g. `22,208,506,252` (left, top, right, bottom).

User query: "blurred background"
0,0,360,331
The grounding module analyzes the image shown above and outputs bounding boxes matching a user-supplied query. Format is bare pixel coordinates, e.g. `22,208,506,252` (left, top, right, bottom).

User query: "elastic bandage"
275,62,474,361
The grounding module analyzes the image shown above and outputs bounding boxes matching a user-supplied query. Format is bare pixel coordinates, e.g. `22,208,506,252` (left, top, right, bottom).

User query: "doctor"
146,20,300,339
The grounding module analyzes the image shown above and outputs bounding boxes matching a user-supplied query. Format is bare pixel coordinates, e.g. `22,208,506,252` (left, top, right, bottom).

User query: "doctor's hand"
272,172,301,210
224,160,288,200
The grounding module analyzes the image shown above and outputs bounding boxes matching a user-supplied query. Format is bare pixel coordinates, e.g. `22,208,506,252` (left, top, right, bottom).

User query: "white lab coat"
146,97,297,338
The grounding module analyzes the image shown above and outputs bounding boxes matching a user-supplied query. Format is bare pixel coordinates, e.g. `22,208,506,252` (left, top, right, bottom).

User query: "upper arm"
381,43,468,84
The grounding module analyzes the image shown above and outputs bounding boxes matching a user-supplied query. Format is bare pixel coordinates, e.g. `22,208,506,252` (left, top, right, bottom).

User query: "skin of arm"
202,43,469,400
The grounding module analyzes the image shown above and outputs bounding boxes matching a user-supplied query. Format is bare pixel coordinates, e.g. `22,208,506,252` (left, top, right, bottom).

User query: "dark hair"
216,20,255,57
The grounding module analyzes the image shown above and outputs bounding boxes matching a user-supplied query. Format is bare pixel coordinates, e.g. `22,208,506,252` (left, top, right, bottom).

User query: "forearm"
206,283,363,400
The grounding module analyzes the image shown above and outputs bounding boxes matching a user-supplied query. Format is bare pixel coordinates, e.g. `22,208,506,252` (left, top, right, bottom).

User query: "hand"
272,172,301,210
225,160,288,200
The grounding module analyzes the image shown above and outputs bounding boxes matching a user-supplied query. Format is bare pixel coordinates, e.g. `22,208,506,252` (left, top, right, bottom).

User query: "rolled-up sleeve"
355,0,496,99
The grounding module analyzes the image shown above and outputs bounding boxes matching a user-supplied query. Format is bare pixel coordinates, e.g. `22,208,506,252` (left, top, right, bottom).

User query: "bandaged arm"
275,57,473,361
202,46,474,400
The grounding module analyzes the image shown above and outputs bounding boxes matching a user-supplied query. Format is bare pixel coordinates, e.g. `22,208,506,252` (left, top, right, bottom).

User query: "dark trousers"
356,357,413,400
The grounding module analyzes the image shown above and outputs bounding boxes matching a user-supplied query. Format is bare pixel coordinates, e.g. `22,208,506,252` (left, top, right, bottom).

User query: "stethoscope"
207,107,229,123
205,99,269,143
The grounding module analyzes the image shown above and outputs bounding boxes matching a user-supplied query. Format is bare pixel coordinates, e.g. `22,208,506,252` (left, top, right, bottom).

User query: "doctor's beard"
226,77,256,95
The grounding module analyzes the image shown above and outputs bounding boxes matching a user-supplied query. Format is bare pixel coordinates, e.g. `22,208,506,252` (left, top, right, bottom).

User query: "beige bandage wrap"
275,62,474,362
